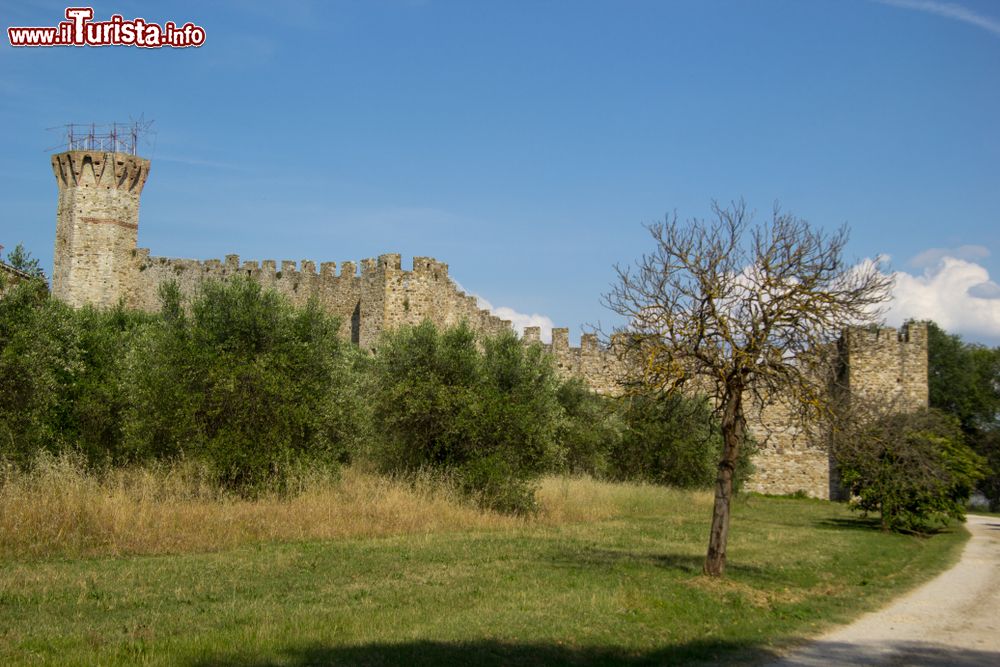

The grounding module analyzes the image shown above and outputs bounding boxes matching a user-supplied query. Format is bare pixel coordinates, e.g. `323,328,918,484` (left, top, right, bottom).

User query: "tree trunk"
704,387,744,577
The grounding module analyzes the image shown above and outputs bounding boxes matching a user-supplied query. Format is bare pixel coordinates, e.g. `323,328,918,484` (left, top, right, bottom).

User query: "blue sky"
2,0,999,344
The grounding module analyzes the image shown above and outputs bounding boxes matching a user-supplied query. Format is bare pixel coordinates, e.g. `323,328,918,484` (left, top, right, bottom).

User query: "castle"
48,148,929,498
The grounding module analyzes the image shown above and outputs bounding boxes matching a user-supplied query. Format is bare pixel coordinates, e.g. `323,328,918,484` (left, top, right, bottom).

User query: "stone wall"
523,322,928,500
524,326,623,395
127,250,512,350
0,260,35,297
743,395,833,498
842,323,929,409
48,149,929,500
51,150,149,309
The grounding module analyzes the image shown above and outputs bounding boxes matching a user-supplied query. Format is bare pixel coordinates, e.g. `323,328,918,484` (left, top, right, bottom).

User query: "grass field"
0,461,968,666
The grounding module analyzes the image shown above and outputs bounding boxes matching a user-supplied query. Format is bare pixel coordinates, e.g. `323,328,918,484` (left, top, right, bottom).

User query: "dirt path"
767,514,1000,666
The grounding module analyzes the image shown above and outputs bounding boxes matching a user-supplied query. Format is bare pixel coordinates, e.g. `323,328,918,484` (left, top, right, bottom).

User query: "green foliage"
923,319,1000,510
3,243,46,278
125,278,355,491
1,268,755,503
371,321,562,513
607,391,754,490
835,408,986,532
553,378,622,476
0,280,148,464
0,279,75,459
551,378,760,492
974,429,1000,511
0,276,360,491
925,320,1000,433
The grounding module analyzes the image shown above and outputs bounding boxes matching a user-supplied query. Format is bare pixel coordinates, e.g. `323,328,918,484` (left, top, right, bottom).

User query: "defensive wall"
46,149,930,499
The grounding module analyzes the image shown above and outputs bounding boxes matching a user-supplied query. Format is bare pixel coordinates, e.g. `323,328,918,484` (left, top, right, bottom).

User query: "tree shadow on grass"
767,639,1000,667
186,638,775,667
186,638,1000,667
549,546,773,579
815,516,883,532
815,517,952,537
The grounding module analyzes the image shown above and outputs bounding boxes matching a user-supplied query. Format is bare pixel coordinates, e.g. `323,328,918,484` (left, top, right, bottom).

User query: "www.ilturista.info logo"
8,7,205,48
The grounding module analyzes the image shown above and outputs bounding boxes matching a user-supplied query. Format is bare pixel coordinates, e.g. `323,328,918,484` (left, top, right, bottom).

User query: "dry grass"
0,453,700,560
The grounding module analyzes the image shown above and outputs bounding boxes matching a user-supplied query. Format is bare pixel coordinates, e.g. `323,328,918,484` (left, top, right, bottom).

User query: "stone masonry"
49,149,929,499
51,150,149,309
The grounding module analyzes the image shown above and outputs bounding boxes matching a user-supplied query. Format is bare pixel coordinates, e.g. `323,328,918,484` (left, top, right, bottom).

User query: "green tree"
372,321,562,513
923,320,1000,509
125,278,354,491
834,407,985,532
0,279,146,465
0,279,75,460
926,321,1000,432
554,378,622,476
4,243,46,279
609,392,755,490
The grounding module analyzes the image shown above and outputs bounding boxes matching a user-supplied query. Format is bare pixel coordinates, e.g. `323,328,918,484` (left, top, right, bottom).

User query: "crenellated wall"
742,322,928,498
524,322,928,500
127,250,512,350
523,326,623,395
841,324,929,409
48,149,929,500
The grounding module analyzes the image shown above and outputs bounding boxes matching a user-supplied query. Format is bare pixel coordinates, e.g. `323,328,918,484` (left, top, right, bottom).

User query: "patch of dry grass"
0,453,693,560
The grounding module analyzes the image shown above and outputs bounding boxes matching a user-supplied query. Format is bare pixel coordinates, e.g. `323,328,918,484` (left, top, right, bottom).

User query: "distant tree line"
925,321,1000,510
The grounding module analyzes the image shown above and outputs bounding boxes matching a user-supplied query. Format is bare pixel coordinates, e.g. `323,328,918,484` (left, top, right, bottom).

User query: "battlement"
841,321,929,410
51,150,150,308
523,325,622,395
127,249,511,349
47,148,930,502
51,150,149,194
843,322,926,349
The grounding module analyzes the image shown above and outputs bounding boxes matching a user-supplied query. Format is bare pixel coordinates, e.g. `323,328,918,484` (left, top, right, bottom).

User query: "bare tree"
603,200,893,576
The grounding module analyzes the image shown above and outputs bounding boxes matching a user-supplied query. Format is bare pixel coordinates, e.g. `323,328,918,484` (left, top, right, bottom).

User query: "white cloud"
908,244,989,268
452,280,555,342
885,255,1000,341
474,295,555,343
875,0,1000,39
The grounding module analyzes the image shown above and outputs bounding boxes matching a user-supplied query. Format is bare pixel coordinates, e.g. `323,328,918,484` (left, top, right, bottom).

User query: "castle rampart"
524,326,623,395
47,149,930,500
126,250,512,350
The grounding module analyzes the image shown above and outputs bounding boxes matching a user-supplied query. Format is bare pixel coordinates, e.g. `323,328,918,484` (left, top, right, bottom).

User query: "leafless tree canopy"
604,200,893,409
603,200,894,576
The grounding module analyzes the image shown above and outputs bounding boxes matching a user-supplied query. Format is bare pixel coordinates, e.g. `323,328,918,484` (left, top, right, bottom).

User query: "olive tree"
603,200,892,576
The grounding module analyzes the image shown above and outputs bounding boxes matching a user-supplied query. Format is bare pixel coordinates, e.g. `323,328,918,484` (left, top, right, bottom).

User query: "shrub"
371,321,562,513
555,378,622,476
834,408,986,532
0,279,75,461
124,278,355,492
0,280,148,465
608,392,754,490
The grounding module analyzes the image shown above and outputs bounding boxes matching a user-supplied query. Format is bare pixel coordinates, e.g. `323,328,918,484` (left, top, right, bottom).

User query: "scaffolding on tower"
47,117,154,155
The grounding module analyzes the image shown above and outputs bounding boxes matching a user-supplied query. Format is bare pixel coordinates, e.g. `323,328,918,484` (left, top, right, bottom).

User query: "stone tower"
51,150,150,308
841,322,929,410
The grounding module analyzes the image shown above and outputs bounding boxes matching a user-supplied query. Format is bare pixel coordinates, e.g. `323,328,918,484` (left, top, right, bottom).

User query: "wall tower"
841,322,929,410
51,149,150,308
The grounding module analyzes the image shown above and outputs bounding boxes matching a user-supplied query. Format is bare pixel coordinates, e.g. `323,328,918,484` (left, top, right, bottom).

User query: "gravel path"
766,514,1000,666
